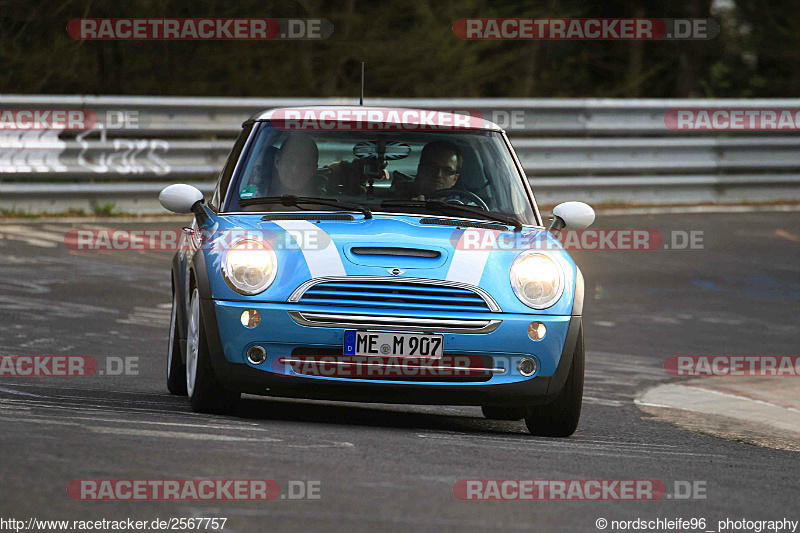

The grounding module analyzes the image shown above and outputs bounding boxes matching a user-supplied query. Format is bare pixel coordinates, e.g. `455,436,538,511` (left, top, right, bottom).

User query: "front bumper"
200,299,582,406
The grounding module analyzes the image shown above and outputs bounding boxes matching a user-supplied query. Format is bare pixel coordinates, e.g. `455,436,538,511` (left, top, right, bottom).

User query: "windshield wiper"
381,199,522,231
240,195,372,219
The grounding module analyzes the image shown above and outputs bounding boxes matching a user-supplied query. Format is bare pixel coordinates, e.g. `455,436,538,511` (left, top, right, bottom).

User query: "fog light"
241,309,261,328
246,345,267,365
518,357,538,377
528,321,546,340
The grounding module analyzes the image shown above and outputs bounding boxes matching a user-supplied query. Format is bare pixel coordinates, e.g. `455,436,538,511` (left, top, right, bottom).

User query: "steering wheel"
427,188,489,211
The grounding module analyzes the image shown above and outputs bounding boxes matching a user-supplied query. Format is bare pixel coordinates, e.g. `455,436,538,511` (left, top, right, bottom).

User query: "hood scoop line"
261,213,355,221
420,218,507,230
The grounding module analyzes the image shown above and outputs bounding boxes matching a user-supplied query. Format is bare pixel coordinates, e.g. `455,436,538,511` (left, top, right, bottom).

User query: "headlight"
222,239,277,295
510,252,564,309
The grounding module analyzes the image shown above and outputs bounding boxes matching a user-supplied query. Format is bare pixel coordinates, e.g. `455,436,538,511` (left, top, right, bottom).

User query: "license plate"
343,331,443,358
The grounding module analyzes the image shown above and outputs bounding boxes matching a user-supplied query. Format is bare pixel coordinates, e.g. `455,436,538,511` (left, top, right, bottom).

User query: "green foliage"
0,206,37,218
0,0,796,97
90,202,118,216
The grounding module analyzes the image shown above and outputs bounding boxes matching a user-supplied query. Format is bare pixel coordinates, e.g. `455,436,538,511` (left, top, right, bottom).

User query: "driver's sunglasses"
420,162,458,178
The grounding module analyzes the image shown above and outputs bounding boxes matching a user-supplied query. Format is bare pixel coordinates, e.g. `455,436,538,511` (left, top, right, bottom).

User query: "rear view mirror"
353,141,411,160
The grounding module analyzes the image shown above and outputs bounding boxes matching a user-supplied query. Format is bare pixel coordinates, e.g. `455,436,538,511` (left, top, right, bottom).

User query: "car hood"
202,212,577,315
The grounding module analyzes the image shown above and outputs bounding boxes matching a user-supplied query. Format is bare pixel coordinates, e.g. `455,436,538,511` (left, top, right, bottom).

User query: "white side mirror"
159,184,204,214
552,201,595,230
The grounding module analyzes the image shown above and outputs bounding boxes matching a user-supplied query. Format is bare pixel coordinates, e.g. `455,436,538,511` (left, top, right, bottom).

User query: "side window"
209,122,254,211
232,126,272,197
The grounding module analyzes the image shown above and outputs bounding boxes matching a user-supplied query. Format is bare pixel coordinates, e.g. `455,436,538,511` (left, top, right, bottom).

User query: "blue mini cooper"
160,107,595,437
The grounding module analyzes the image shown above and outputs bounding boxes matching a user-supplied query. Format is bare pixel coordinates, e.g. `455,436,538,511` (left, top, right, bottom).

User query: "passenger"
248,133,320,197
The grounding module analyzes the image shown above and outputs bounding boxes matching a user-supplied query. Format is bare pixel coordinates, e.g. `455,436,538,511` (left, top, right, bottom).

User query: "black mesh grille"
295,279,491,312
351,247,440,258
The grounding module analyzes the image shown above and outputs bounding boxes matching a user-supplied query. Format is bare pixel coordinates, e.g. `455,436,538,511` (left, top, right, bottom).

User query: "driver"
322,140,465,200
408,140,462,200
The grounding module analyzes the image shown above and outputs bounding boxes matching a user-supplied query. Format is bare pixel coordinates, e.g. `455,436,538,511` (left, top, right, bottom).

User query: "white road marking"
0,415,280,441
0,226,60,248
0,393,355,448
117,304,172,328
415,432,725,458
583,396,624,406
88,426,282,441
417,430,680,448
1,225,66,242
0,386,47,398
0,408,268,431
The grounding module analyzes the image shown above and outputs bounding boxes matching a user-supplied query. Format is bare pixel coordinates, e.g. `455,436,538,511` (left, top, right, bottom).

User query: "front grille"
287,311,501,333
289,277,497,313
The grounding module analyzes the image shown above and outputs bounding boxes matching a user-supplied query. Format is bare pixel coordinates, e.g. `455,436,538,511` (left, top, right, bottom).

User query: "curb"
636,382,800,452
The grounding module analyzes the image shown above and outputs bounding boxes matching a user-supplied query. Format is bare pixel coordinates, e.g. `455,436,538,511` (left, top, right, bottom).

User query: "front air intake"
350,247,440,258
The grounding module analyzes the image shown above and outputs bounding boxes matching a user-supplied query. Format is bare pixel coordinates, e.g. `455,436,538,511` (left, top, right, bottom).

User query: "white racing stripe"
445,229,499,286
271,220,346,278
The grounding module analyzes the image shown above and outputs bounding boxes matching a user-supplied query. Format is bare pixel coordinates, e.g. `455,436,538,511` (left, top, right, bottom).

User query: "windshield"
224,122,538,225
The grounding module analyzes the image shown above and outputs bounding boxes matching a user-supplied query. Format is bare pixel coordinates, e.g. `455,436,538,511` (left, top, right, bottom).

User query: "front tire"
524,325,584,437
166,288,187,395
185,287,240,414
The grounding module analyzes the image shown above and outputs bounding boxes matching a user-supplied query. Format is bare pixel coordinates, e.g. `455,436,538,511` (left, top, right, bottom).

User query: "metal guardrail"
3,95,800,135
1,95,799,212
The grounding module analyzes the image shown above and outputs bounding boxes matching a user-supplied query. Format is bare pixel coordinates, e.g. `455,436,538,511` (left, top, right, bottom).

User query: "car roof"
249,106,504,132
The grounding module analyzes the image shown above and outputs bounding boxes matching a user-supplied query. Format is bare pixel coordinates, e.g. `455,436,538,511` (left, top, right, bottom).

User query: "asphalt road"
0,209,798,533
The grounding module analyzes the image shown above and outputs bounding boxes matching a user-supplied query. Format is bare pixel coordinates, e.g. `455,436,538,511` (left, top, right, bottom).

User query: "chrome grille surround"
287,276,501,312
287,276,502,333
287,311,501,333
